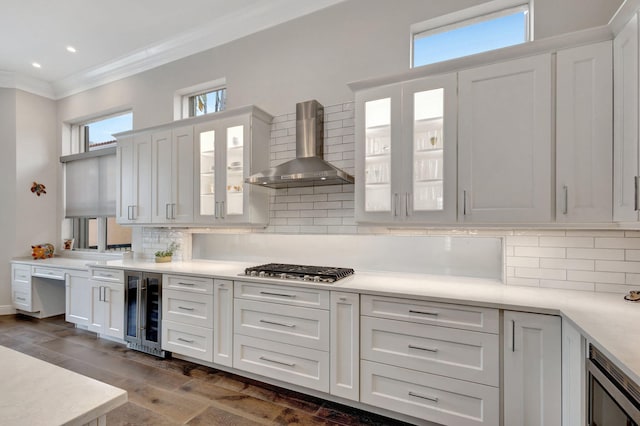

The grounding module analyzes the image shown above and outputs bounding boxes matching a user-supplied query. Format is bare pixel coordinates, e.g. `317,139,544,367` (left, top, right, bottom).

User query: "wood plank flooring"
0,314,412,425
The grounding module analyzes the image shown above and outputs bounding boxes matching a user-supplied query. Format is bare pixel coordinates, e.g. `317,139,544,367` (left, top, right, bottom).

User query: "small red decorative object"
30,182,46,196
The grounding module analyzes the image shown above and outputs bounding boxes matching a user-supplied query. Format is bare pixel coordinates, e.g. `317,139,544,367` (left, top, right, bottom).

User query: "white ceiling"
0,0,345,99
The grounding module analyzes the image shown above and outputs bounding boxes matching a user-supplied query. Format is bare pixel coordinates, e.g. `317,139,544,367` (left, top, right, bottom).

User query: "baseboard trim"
0,305,16,315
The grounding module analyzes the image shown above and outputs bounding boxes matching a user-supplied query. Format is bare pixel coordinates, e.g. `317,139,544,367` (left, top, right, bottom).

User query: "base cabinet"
88,268,125,340
330,292,359,401
65,270,91,326
503,311,562,426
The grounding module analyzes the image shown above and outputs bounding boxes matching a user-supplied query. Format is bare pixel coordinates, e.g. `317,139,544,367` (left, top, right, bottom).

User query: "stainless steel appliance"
124,271,168,358
588,344,640,425
244,263,354,283
245,100,354,188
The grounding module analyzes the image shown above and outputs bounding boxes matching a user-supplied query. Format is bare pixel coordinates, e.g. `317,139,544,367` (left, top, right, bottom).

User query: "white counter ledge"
0,345,127,425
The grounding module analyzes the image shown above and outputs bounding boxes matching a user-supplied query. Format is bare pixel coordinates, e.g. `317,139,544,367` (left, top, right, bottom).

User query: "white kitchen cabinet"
116,133,152,224
11,264,32,312
213,279,233,367
194,107,271,226
330,292,359,401
614,14,640,222
562,319,586,426
458,54,552,223
503,311,561,426
556,41,613,222
151,125,194,224
88,268,125,340
354,73,457,223
65,269,91,327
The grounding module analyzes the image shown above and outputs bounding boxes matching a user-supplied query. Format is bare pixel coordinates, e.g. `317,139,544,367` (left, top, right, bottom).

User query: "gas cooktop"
244,263,354,283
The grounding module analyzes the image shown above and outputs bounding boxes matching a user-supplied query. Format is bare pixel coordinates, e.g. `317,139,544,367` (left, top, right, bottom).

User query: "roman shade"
62,148,116,217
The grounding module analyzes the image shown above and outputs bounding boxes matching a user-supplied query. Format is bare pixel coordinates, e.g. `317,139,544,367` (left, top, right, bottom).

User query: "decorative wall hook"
30,182,46,196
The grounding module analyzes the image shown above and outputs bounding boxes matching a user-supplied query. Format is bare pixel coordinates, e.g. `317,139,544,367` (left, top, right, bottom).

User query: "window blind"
64,153,116,217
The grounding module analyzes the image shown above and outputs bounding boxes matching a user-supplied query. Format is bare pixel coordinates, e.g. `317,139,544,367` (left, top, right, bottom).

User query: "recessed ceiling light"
66,46,76,53
32,62,41,68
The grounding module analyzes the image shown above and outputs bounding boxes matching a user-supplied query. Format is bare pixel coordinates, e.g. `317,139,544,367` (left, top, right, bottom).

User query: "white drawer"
234,299,329,351
361,360,499,426
163,289,213,328
31,266,65,281
361,316,499,386
12,264,31,283
89,267,124,283
164,274,213,294
361,295,499,334
234,281,329,309
162,320,213,362
233,334,329,392
12,282,32,312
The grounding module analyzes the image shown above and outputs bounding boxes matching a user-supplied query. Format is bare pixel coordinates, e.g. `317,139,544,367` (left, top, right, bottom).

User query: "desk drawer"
12,265,31,283
235,281,329,309
89,267,124,283
163,289,213,328
12,282,32,311
361,360,499,426
361,295,499,334
164,275,213,294
31,266,65,281
234,299,329,351
162,320,213,362
361,316,499,386
233,334,329,392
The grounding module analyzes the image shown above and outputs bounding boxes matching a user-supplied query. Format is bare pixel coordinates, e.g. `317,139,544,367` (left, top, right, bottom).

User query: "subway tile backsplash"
138,101,640,295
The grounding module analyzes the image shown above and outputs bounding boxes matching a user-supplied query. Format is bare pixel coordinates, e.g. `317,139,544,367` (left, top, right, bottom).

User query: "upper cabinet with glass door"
354,73,457,224
194,106,272,226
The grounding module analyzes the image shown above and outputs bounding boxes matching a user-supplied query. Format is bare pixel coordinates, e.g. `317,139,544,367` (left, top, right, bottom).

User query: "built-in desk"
0,345,127,425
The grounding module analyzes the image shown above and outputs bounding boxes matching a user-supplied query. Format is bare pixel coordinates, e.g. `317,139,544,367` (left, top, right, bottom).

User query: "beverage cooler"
124,271,168,358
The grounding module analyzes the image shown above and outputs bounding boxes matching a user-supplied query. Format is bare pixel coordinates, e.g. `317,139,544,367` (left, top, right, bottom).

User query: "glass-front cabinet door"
193,107,271,225
354,73,457,223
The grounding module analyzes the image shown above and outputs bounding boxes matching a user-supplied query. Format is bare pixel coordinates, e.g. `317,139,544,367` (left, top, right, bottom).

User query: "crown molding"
51,0,345,99
0,71,55,99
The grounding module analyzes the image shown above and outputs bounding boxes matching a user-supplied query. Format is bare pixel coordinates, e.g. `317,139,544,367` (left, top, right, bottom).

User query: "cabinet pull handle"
221,201,225,219
512,319,516,352
177,337,195,343
408,391,438,403
259,291,296,298
177,282,195,286
562,185,569,215
16,297,26,301
259,319,296,328
178,306,195,311
409,309,438,316
259,356,295,367
408,344,438,353
127,205,132,220
633,176,640,211
103,287,109,303
405,193,410,217
393,193,399,217
214,201,219,218
99,286,103,302
166,203,171,220
172,203,177,219
463,190,467,215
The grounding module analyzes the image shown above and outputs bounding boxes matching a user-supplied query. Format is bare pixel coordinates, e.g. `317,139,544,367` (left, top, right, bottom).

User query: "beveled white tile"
539,236,593,248
595,237,640,249
568,270,625,284
596,260,640,274
566,248,625,260
506,236,538,247
540,280,594,292
539,258,594,271
515,267,565,280
506,257,540,268
514,246,565,258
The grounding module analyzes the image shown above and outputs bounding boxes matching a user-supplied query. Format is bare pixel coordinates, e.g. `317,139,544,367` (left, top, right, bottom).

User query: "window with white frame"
186,87,227,117
64,110,133,252
412,1,531,68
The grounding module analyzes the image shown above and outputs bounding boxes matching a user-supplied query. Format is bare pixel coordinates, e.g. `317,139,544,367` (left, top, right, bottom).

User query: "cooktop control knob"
313,276,321,283
280,273,287,279
250,271,257,277
258,271,266,278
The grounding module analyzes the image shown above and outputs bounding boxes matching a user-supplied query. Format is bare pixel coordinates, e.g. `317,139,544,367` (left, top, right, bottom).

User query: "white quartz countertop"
12,256,640,390
0,345,127,425
11,256,101,271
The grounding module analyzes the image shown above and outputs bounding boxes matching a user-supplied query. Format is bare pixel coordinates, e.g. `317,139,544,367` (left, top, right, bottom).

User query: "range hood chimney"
245,100,354,189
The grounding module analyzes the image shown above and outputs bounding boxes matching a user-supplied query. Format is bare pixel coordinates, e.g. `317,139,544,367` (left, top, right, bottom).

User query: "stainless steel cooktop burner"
244,263,354,283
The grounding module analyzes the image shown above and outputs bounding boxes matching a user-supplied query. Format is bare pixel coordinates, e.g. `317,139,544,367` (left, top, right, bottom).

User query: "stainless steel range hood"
245,100,354,189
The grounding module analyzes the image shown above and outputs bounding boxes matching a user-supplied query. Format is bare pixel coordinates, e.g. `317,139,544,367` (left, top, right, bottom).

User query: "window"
412,2,531,68
81,111,132,151
187,87,227,117
64,110,133,252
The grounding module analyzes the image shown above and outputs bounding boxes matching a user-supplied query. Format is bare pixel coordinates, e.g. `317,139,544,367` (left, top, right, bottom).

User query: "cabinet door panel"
173,126,194,223
330,292,359,401
613,15,639,222
458,54,552,223
214,280,233,366
65,273,91,326
104,284,124,339
133,134,152,223
504,311,561,426
152,129,173,223
557,41,613,222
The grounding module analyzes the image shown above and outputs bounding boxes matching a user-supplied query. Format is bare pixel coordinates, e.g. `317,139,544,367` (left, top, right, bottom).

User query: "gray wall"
56,0,623,127
0,89,17,309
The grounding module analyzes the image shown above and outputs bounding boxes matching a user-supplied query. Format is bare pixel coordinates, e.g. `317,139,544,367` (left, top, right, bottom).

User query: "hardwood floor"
0,314,411,425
